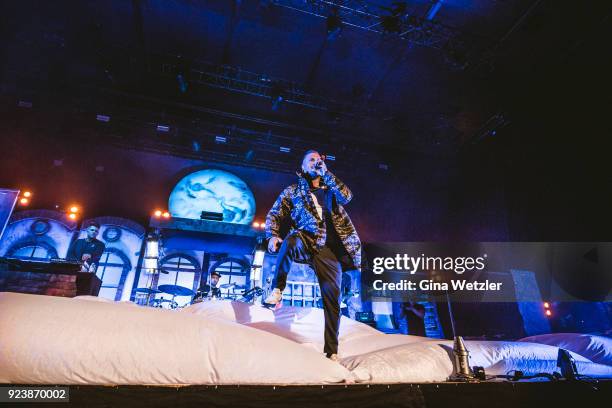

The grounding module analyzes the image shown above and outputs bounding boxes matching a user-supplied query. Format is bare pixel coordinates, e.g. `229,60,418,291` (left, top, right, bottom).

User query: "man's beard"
303,169,319,179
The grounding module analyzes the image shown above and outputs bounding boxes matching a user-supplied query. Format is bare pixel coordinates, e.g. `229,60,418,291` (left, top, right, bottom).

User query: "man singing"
66,221,105,272
264,150,361,360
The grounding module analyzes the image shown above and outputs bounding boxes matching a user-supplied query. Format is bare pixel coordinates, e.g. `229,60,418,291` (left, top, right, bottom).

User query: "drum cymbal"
219,283,246,290
157,284,194,296
135,287,161,295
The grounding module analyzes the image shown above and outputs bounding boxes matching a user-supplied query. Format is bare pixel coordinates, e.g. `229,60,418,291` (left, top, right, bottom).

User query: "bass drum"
151,298,179,309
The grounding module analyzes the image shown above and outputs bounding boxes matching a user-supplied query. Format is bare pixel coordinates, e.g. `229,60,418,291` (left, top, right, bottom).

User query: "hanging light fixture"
143,232,160,274
248,236,267,303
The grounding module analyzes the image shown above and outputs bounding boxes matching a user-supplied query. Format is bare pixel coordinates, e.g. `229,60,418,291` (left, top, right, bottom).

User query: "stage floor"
7,380,611,408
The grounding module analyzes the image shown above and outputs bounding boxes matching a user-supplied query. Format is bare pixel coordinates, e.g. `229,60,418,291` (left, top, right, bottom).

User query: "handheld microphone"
315,156,326,169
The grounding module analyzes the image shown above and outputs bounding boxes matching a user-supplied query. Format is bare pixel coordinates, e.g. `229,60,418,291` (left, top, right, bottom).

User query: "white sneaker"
326,353,339,362
264,288,282,305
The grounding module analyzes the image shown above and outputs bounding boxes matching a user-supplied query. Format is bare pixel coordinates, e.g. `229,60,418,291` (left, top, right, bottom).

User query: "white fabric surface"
519,333,612,366
0,292,352,385
181,300,385,356
2,293,611,385
341,339,612,383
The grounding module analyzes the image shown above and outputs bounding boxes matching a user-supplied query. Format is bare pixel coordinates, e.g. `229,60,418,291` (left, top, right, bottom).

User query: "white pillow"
74,295,137,306
0,292,352,385
340,333,430,358
340,339,599,383
341,340,453,383
183,301,380,354
519,333,612,366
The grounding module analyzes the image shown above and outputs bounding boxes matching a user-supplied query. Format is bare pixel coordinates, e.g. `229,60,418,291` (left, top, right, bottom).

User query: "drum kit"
135,282,251,309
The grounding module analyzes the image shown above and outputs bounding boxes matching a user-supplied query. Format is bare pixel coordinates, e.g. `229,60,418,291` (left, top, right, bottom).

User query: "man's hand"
315,160,327,177
81,253,92,262
268,237,283,253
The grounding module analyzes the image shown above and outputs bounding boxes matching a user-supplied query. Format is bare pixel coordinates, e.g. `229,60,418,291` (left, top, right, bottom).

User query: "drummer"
198,271,222,299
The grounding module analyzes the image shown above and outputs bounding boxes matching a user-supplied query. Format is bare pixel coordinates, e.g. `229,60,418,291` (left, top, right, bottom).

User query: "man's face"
86,225,99,240
210,275,220,286
301,151,322,177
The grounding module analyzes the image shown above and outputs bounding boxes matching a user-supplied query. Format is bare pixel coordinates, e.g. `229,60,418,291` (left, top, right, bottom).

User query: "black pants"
272,233,342,355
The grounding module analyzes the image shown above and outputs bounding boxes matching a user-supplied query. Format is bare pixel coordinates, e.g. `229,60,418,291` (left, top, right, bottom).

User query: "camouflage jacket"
265,171,361,271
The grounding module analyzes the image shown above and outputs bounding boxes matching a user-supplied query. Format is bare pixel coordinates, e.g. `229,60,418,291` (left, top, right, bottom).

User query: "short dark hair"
210,271,222,278
298,150,321,173
302,149,319,161
85,220,100,229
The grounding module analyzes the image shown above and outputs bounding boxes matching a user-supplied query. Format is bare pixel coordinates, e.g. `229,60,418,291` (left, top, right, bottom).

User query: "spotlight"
156,125,170,132
449,336,475,381
69,206,79,213
192,140,201,153
215,135,227,143
177,74,188,93
250,236,267,285
23,191,32,198
279,146,291,153
272,95,283,111
176,55,190,94
154,210,162,217
270,83,284,111
253,222,260,228
543,301,552,317
162,212,171,219
68,213,77,220
326,155,336,161
19,197,29,205
144,233,160,274
96,114,110,123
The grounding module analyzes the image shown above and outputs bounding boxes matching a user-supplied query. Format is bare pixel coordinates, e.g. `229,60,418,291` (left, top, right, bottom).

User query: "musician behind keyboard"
66,221,105,272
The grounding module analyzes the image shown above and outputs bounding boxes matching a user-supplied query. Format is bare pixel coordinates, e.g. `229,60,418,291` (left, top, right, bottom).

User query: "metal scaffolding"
155,56,376,117
268,0,467,50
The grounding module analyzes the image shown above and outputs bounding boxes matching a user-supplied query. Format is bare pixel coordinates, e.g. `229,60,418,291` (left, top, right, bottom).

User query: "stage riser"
6,381,608,408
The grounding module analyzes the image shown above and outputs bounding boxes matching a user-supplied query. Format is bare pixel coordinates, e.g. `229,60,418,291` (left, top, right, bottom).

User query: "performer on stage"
198,270,222,299
66,221,105,272
398,301,426,337
264,150,361,360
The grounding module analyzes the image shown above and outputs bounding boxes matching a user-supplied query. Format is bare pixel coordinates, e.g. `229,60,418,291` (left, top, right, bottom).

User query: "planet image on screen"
168,169,256,224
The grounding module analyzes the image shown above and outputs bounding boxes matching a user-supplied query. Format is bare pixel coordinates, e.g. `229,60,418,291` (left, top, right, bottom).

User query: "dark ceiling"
1,0,610,172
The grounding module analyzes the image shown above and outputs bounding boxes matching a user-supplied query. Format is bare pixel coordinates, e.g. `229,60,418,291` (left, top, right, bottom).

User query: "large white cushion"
519,333,612,366
340,339,610,383
182,300,382,355
0,292,352,385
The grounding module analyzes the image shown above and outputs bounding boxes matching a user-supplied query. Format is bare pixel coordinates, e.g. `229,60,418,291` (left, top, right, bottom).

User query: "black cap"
85,220,101,229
